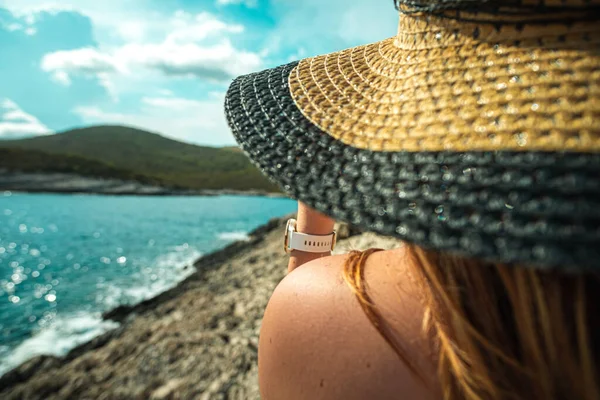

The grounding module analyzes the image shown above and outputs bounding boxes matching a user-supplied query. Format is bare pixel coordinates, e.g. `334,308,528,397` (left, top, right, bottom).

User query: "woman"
225,0,600,398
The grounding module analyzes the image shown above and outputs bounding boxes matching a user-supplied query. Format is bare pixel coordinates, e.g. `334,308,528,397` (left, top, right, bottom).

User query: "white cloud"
97,73,118,103
5,22,22,31
0,1,136,31
167,11,244,43
42,40,261,84
116,20,147,42
51,70,71,86
73,94,235,146
157,89,174,97
40,12,260,86
41,48,123,97
120,40,261,81
0,99,52,138
42,47,122,75
216,0,258,7
23,13,35,25
1,2,211,48
0,4,38,34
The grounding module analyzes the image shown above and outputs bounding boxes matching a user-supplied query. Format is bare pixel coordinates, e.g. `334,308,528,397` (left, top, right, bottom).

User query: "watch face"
284,219,296,254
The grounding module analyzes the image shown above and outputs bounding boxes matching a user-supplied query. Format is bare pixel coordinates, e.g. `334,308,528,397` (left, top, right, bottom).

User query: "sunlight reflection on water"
0,193,295,374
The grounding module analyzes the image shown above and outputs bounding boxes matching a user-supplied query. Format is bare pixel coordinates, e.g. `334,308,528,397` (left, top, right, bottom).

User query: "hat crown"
394,0,600,50
395,0,600,13
394,0,600,25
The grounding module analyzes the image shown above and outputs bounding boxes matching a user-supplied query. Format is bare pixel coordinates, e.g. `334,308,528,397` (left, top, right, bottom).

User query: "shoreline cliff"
0,216,401,400
0,170,285,197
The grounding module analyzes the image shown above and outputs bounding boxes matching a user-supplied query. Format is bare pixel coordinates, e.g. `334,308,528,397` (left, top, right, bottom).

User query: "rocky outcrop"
0,216,401,400
0,170,285,197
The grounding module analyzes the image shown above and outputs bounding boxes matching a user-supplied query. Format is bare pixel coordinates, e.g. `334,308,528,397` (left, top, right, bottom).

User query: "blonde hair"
343,246,600,400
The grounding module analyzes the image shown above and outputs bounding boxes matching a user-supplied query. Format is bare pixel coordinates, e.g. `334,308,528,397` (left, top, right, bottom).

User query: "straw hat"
225,0,600,271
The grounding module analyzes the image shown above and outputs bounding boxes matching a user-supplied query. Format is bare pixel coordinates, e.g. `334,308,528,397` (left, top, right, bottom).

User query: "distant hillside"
0,126,279,192
0,148,164,186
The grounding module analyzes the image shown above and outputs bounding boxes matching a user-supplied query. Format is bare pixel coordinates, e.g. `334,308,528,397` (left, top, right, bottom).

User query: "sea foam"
0,247,201,377
217,231,250,242
0,312,119,376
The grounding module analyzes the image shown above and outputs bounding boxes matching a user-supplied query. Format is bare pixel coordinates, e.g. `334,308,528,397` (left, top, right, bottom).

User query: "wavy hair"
343,246,600,399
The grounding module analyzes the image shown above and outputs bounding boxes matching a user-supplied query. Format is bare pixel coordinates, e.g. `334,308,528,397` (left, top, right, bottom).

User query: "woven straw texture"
225,6,600,271
393,0,600,23
225,62,600,271
289,14,600,152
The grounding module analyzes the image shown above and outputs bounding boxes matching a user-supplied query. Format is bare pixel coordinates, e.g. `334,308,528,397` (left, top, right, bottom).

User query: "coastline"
0,170,285,198
0,216,401,399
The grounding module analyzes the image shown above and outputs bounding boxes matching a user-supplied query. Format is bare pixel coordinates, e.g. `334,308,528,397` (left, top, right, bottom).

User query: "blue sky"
0,0,397,146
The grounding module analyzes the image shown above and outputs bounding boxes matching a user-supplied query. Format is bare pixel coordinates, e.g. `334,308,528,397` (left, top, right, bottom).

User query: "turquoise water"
0,192,295,375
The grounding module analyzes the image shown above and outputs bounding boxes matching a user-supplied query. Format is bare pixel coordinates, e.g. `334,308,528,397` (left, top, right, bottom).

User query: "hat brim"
290,32,600,153
225,11,600,272
225,60,600,270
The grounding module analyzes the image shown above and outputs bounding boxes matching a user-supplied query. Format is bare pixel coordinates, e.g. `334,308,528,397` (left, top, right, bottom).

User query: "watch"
284,218,337,254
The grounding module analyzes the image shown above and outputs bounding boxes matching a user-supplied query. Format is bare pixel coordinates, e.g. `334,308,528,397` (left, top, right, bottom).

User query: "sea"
0,192,296,375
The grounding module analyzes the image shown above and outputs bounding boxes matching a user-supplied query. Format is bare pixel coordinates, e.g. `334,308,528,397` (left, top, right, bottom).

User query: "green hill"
0,148,165,186
0,126,279,192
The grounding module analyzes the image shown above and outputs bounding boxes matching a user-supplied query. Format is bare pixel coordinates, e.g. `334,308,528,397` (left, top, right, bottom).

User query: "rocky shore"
0,170,284,197
0,216,401,399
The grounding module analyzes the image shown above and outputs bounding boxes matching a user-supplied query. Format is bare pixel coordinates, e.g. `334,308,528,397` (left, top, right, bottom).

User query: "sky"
0,0,397,146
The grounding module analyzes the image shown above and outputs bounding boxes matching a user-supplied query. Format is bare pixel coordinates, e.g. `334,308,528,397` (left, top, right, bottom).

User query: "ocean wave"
217,231,250,242
0,248,201,377
0,312,119,376
129,247,201,301
99,247,201,308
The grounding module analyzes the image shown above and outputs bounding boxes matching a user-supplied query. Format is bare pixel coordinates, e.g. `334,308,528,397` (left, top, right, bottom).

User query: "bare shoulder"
258,247,438,400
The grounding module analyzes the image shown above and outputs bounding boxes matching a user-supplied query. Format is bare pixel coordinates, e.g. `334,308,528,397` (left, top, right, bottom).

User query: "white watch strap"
289,231,335,253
